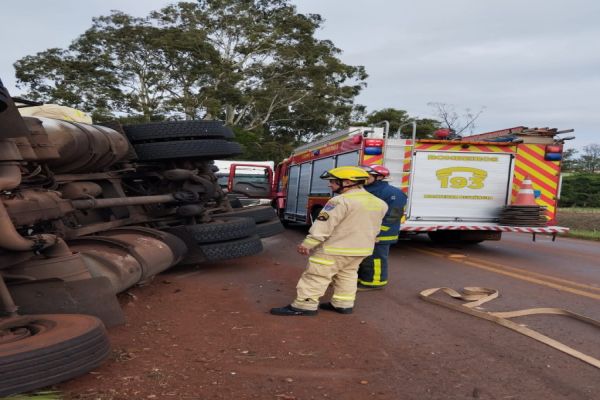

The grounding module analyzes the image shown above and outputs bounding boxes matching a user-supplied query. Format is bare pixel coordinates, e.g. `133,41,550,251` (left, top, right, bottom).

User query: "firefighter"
270,166,388,316
357,165,407,291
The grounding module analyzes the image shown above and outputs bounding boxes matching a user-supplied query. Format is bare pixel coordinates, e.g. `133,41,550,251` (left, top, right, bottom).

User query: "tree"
427,102,485,136
559,173,600,207
351,108,440,139
578,144,600,173
14,0,366,141
560,148,579,172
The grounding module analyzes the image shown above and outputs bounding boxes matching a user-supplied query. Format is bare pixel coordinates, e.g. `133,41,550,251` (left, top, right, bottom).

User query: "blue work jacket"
365,180,407,244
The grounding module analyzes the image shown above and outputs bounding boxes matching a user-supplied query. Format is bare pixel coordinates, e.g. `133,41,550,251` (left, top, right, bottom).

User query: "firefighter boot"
319,302,353,314
270,305,318,316
357,282,385,292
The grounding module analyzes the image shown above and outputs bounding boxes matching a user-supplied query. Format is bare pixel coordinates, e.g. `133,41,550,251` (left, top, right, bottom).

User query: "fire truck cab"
271,123,571,243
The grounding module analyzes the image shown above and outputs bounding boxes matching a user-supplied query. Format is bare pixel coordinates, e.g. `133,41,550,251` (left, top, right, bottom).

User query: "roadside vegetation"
556,153,600,240
556,207,600,241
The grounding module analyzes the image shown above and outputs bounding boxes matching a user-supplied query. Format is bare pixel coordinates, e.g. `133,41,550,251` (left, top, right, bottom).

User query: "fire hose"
419,287,600,369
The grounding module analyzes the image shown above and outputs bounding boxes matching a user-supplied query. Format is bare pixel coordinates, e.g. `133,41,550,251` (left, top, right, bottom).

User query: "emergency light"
544,145,562,161
364,138,384,155
434,129,451,139
364,139,384,147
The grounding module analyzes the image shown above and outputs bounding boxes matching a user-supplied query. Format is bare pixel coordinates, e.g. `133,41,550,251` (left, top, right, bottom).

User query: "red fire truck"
261,122,572,243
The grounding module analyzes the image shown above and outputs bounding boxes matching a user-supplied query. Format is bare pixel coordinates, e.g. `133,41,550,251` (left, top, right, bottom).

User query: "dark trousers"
358,243,390,287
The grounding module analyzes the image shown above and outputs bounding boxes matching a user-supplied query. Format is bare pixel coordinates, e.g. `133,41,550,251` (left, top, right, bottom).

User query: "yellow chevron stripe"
363,155,383,165
515,163,557,189
518,150,559,177
469,146,502,152
485,146,514,153
420,144,515,153
526,144,545,157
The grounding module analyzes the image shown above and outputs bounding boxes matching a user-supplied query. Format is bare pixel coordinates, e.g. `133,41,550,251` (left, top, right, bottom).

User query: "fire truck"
263,122,572,243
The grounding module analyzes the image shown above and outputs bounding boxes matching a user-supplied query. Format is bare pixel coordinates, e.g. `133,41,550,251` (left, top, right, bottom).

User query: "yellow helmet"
320,166,369,182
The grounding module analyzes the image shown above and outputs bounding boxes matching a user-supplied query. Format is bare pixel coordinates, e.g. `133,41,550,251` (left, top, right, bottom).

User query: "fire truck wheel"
198,235,263,262
256,219,285,238
214,205,277,224
167,217,257,244
122,120,234,143
0,314,110,397
133,139,243,161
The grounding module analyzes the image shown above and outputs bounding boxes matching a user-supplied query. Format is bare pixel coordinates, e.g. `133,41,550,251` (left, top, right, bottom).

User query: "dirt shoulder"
60,235,392,400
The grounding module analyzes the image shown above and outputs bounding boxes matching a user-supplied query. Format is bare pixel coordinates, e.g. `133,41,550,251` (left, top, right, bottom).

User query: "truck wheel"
213,205,277,224
0,314,110,397
165,217,256,244
256,219,285,238
198,235,263,262
123,120,234,143
163,217,256,247
133,139,243,160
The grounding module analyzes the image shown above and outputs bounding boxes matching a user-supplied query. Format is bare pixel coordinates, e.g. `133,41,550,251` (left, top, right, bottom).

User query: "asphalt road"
261,229,600,399
60,229,600,400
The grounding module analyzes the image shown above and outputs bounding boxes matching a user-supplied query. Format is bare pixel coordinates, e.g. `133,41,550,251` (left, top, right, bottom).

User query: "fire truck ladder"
383,121,416,193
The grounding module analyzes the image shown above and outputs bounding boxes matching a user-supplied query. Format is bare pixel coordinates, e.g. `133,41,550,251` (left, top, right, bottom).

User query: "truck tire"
165,217,256,244
214,205,277,224
133,139,243,160
194,218,257,243
0,314,110,397
198,235,263,262
123,120,234,143
256,219,285,238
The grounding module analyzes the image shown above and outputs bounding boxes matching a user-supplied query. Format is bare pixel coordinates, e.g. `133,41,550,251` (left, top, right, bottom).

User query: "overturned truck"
0,81,281,396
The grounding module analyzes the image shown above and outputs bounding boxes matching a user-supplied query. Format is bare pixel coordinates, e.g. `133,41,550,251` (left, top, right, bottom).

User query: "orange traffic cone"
512,176,538,206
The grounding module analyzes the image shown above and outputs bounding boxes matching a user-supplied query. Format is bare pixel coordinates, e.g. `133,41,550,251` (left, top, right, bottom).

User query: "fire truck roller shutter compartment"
407,151,514,222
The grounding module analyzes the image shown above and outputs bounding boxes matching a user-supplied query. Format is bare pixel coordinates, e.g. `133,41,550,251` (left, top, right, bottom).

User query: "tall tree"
353,107,440,139
560,148,578,172
427,102,485,136
579,144,600,173
14,0,366,139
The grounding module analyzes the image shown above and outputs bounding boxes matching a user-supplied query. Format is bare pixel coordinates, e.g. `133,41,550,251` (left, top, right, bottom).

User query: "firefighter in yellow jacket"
271,166,388,316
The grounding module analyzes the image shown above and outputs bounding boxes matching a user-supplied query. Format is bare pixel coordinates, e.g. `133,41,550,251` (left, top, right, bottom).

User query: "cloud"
1,0,598,149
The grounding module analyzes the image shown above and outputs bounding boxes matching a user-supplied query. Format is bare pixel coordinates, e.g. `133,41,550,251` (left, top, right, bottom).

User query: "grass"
558,207,600,213
564,229,600,241
557,208,600,241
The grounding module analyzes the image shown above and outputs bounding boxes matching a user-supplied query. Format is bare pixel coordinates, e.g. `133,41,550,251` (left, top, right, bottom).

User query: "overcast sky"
1,0,598,150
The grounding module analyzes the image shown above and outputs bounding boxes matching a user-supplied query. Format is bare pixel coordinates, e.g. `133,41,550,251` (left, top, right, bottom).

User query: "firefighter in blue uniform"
357,165,407,291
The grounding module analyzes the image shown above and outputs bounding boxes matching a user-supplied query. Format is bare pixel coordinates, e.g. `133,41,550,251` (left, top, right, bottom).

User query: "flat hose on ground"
419,286,600,369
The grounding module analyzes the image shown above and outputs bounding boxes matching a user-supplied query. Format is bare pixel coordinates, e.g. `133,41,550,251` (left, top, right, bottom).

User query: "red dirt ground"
59,235,391,400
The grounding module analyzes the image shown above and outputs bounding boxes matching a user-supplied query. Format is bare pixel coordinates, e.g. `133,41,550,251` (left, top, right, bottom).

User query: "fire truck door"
284,163,313,221
406,151,514,222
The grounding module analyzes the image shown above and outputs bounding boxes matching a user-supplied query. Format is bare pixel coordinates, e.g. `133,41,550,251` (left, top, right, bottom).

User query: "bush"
559,173,600,207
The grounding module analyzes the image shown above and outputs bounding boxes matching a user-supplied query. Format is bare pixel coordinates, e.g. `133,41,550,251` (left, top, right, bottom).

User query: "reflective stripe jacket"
365,180,407,244
301,188,388,256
